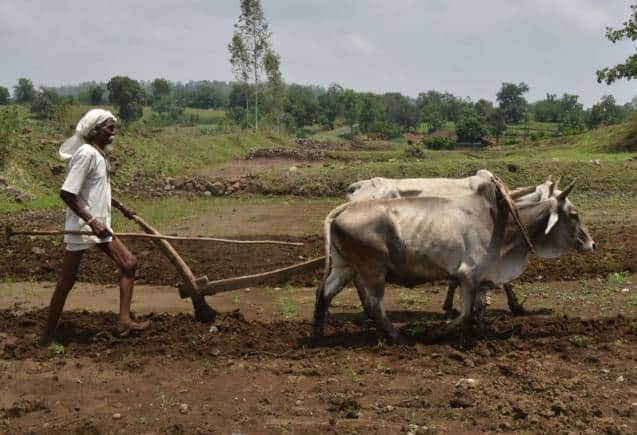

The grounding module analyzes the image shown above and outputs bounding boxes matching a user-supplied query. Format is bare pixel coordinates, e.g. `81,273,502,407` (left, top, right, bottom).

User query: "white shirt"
61,144,112,244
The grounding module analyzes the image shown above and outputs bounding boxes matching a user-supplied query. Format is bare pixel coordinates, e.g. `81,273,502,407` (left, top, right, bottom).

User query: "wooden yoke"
491,176,534,252
113,203,217,322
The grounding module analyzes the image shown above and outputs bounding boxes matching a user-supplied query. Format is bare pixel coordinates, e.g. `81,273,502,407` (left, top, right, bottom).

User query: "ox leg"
504,283,526,315
442,280,458,313
353,275,371,319
446,277,478,333
472,285,489,336
358,280,405,344
313,268,353,337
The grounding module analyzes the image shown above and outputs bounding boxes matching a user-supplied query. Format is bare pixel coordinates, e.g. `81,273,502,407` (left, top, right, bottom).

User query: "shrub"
423,135,455,150
0,107,20,168
456,113,488,142
405,142,426,159
368,121,402,140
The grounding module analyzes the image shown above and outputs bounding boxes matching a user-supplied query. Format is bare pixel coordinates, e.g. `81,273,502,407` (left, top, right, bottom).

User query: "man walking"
41,109,147,345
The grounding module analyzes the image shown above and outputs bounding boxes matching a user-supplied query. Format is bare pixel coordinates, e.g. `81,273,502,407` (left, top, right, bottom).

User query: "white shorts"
65,240,110,252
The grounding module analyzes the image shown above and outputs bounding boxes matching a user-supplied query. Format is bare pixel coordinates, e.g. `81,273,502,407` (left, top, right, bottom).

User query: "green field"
1,105,636,214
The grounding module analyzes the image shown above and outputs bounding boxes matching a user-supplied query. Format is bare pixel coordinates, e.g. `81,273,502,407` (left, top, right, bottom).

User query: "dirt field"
1,198,636,434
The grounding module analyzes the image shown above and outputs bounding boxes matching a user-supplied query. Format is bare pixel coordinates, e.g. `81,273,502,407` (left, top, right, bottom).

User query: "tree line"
1,76,635,139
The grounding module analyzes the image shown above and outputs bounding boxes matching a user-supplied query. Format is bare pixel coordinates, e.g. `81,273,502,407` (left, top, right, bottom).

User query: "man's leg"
99,238,146,329
41,249,85,344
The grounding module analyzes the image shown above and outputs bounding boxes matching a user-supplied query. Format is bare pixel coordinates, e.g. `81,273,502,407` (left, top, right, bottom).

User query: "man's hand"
89,220,112,239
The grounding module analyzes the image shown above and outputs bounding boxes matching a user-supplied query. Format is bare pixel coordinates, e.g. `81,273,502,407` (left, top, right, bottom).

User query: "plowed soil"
1,206,636,434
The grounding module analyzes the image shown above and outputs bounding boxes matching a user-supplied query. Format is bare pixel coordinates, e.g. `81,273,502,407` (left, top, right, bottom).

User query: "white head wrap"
59,109,117,160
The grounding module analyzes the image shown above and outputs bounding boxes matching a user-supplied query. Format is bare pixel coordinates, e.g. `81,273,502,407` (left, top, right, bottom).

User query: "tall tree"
488,108,507,144
318,83,344,130
381,92,419,131
13,78,35,103
0,86,10,105
358,93,382,134
339,89,360,135
496,82,529,124
107,76,145,122
88,85,104,105
151,78,171,102
589,95,624,127
228,0,273,131
596,4,637,84
264,49,285,132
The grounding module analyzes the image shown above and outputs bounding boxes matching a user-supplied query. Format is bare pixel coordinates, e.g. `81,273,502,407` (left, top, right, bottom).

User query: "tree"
228,0,273,131
13,78,35,103
264,49,285,131
318,83,343,130
151,78,171,102
425,111,444,133
532,93,560,122
227,83,253,127
381,92,419,131
88,85,104,105
588,95,624,127
474,99,495,120
496,82,529,123
107,76,145,122
596,4,637,84
416,90,470,123
285,84,320,128
488,108,507,144
0,86,9,105
358,93,383,134
340,89,360,135
456,109,488,142
30,88,70,122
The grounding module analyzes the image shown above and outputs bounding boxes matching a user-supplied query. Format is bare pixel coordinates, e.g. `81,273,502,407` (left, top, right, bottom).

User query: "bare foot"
116,320,150,337
39,333,55,347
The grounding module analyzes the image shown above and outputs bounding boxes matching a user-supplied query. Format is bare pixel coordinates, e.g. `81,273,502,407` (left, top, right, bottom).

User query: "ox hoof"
509,304,527,316
388,334,409,345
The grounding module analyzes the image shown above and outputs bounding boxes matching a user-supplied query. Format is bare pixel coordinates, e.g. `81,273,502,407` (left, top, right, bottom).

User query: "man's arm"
60,190,111,239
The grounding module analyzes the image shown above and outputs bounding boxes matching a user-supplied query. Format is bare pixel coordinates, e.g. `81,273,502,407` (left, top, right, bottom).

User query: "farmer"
41,109,148,345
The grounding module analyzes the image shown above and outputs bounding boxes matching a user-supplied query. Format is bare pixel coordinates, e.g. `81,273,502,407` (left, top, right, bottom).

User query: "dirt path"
1,277,636,434
194,158,321,178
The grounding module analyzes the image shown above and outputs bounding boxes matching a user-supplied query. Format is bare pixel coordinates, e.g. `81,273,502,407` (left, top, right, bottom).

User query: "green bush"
423,135,455,150
0,107,20,168
405,142,426,159
368,121,402,140
295,126,313,138
456,113,488,142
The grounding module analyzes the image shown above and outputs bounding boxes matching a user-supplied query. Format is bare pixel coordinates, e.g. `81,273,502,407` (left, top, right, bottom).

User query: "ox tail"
323,202,354,279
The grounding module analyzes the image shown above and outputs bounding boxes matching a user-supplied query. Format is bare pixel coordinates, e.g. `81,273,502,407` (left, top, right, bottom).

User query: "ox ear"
547,182,555,198
545,201,559,235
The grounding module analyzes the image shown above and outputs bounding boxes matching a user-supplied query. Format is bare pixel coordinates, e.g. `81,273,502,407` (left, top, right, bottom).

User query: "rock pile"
167,175,252,196
246,147,324,161
0,176,33,203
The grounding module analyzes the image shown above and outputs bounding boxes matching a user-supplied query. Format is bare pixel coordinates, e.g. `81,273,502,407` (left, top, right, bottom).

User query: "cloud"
0,0,635,105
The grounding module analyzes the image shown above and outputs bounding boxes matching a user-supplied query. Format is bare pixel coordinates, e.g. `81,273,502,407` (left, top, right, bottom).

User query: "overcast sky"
1,0,635,106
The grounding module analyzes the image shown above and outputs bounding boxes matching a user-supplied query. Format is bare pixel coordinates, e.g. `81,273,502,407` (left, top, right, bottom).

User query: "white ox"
344,172,540,314
314,174,594,343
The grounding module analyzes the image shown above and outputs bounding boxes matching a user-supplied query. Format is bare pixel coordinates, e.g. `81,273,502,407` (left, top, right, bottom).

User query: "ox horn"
510,186,536,199
546,174,553,182
557,179,576,200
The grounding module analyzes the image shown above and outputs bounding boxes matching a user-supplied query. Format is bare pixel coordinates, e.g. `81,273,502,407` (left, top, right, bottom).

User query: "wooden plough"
10,176,532,321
